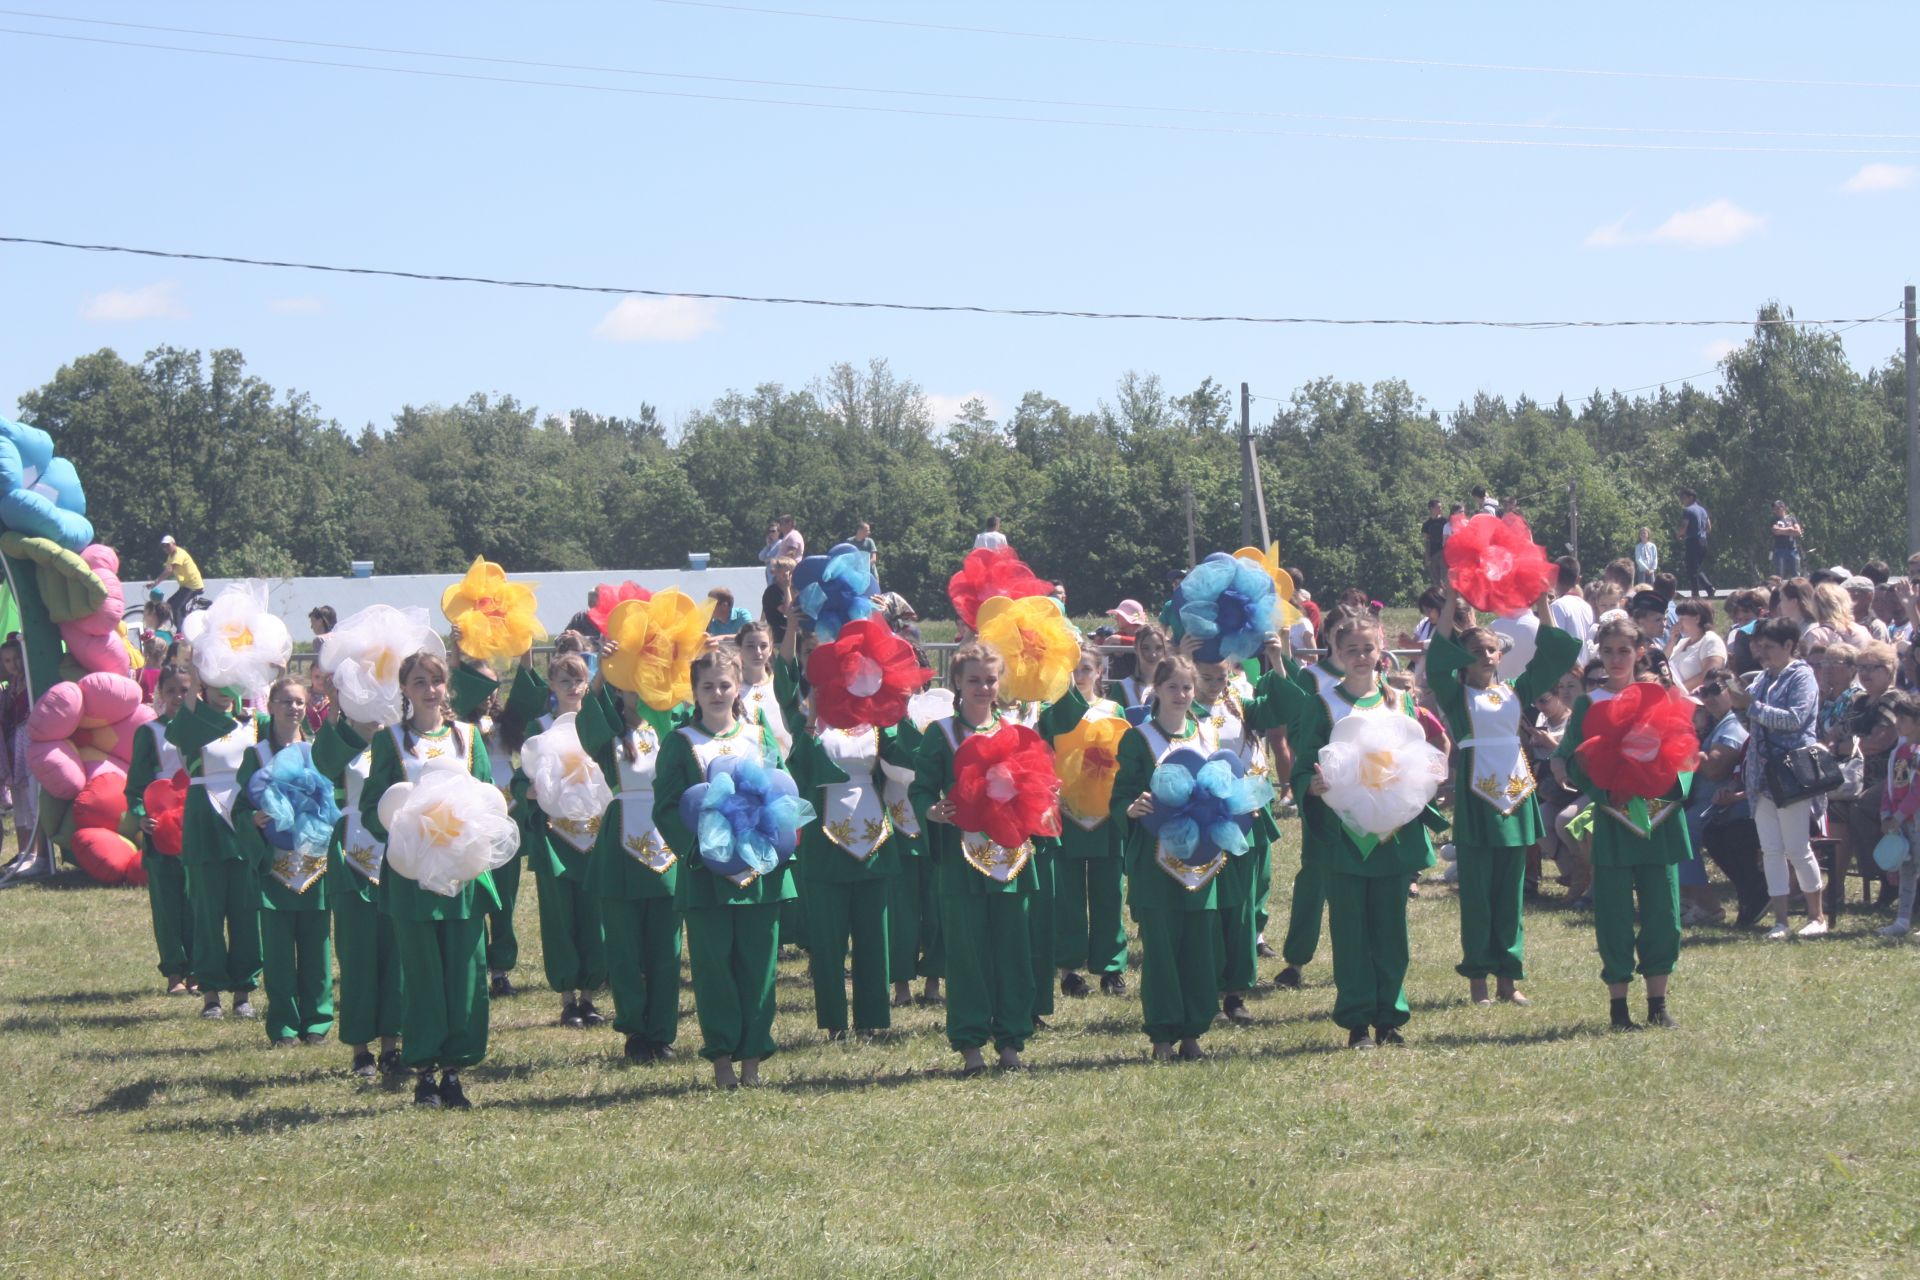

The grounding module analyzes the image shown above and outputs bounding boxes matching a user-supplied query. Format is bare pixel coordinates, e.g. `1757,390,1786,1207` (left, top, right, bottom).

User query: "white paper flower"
378,757,521,897
907,688,955,732
1315,711,1447,839
317,604,447,724
1491,608,1538,683
520,712,612,825
181,579,292,696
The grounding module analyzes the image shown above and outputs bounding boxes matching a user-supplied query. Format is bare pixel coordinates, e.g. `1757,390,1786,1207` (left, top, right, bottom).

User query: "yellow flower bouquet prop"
440,556,544,664
976,594,1079,704
1232,542,1301,630
603,589,716,712
1052,714,1130,830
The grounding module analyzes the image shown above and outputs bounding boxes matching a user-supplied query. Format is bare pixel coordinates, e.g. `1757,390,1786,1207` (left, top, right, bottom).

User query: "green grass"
3,835,1916,1279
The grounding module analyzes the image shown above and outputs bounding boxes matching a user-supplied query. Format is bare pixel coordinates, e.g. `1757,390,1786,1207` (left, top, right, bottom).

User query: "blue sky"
5,1,1916,435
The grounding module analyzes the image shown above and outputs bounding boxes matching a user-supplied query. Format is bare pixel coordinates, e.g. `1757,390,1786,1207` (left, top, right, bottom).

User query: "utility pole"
1906,285,1918,553
1239,382,1254,548
1567,476,1580,568
1184,481,1198,568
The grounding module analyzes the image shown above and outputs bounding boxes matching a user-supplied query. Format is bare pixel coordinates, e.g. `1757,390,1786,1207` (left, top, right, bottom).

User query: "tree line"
13,301,1911,617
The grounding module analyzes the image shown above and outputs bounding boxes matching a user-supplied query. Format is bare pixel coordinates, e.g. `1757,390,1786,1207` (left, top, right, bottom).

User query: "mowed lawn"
2,828,1916,1280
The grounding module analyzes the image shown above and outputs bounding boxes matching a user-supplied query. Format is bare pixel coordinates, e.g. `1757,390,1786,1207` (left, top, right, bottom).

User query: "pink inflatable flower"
27,671,154,800
58,543,131,677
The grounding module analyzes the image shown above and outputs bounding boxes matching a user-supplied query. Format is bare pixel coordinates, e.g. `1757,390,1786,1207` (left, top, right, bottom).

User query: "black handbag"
1764,744,1845,806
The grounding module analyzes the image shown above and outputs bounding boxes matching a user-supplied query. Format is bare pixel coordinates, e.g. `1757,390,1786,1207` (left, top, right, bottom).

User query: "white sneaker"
1878,919,1911,939
1796,919,1829,939
1765,924,1791,941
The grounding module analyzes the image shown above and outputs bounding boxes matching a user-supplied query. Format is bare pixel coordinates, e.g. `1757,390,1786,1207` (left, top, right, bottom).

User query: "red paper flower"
143,768,190,857
947,546,1054,630
950,724,1062,848
1444,514,1555,614
588,581,652,634
1575,683,1702,800
806,617,933,730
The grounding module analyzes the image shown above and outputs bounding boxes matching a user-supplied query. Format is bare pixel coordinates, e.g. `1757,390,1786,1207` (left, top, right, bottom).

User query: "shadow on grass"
2,1012,153,1034
16,988,154,1006
67,1044,221,1062
136,1103,388,1136
87,1066,346,1114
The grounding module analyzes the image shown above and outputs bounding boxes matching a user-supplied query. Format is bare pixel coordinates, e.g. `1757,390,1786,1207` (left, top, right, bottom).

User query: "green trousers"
1254,839,1273,938
535,869,607,993
1456,845,1527,980
941,892,1033,1053
602,895,682,1047
486,856,521,974
806,878,891,1032
1028,848,1056,1019
261,910,334,1042
781,863,809,953
685,903,782,1061
1216,840,1266,992
142,851,192,978
1136,907,1220,1042
333,886,402,1045
188,858,262,994
1053,857,1127,974
1327,873,1411,1032
1593,862,1681,986
1281,847,1326,969
393,915,489,1071
887,855,944,979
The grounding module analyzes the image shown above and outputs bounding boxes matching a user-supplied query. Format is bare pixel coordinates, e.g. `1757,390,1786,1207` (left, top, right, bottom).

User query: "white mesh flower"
181,579,292,696
317,605,447,724
1315,712,1447,840
378,757,521,897
520,712,612,825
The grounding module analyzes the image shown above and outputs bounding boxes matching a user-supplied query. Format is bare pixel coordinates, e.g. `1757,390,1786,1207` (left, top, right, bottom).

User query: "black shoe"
1609,997,1643,1032
438,1073,471,1110
1060,971,1092,998
378,1048,406,1076
489,972,514,999
1178,1041,1207,1061
560,1001,585,1029
578,1000,606,1027
1032,1016,1051,1031
413,1072,442,1108
1274,966,1303,990
270,1036,297,1050
651,1044,676,1062
625,1033,652,1063
351,1051,377,1080
1347,1028,1376,1050
1222,995,1253,1026
1374,1026,1406,1047
1256,940,1279,960
1645,998,1677,1029
301,1032,329,1046
1734,900,1771,930
1099,973,1127,997
824,1028,849,1042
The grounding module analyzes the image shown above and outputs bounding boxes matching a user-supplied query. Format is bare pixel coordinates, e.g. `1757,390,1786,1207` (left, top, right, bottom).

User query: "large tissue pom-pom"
950,724,1061,849
182,580,293,696
1491,609,1538,683
1231,544,1302,629
1172,552,1280,664
792,543,878,641
317,605,447,724
520,712,613,824
1315,711,1447,842
947,545,1054,630
143,769,189,857
976,596,1079,704
602,590,715,712
1444,514,1555,615
440,556,545,664
806,617,933,730
1053,715,1131,826
245,742,343,859
1138,746,1273,864
1574,682,1701,800
588,581,652,634
378,758,521,897
676,754,816,880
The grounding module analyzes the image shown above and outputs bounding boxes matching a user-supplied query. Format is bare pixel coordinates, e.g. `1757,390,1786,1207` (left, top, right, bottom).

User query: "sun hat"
1107,599,1148,627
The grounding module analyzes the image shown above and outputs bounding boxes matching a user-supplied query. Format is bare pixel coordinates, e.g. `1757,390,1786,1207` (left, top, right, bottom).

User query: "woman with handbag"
1727,616,1830,939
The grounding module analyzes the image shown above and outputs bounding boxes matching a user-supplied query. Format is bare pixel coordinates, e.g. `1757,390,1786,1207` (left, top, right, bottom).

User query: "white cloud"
593,295,722,343
266,296,326,315
925,391,1004,425
1704,339,1739,362
1582,199,1764,249
80,281,188,322
1843,162,1916,193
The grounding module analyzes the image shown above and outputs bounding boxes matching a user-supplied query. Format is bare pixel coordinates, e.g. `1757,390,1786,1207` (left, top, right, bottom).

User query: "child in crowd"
1877,693,1920,938
126,665,192,994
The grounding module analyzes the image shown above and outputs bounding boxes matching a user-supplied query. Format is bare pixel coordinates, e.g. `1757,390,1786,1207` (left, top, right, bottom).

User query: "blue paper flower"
677,754,817,881
246,742,343,860
0,418,93,552
792,542,878,641
1137,746,1274,865
1171,552,1278,663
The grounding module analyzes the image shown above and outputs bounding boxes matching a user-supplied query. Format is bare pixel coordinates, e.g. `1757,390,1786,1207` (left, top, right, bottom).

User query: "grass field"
2,828,1916,1280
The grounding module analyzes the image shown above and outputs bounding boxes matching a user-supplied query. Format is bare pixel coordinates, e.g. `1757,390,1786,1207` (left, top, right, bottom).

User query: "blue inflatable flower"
1171,552,1278,663
0,419,92,552
792,541,878,641
246,742,343,860
1138,746,1274,865
677,754,817,881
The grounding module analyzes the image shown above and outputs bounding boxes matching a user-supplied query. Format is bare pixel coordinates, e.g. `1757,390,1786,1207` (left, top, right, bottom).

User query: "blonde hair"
948,641,1005,689
548,653,590,683
1810,583,1855,632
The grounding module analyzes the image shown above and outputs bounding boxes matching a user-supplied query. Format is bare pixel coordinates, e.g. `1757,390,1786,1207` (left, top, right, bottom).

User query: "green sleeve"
1425,631,1470,720
1288,696,1339,839
310,718,367,784
1558,698,1593,796
651,730,701,861
1514,625,1582,706
448,664,500,722
908,724,954,825
773,656,806,729
230,747,270,867
1242,666,1310,734
502,666,548,733
575,685,622,775
167,700,239,756
361,729,402,843
881,721,918,771
125,724,162,819
1036,687,1090,741
1108,728,1155,828
469,728,494,786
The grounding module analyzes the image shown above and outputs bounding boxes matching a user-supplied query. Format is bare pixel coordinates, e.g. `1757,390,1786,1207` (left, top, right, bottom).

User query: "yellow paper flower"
440,556,544,664
1053,714,1130,827
1233,542,1301,629
976,595,1078,704
603,589,716,711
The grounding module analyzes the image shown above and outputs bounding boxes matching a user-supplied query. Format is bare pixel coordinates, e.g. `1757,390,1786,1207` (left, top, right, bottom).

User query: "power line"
7,25,1920,157
651,0,1920,92
4,235,1906,331
1613,302,1907,394
4,9,1916,144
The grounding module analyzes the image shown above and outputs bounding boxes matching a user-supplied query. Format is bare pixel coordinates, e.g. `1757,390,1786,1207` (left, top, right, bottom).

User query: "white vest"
613,721,672,875
743,679,792,759
251,739,326,894
1140,716,1223,891
340,745,380,884
937,716,1035,883
680,721,773,887
143,719,184,781
1459,681,1536,816
193,714,259,829
816,725,891,862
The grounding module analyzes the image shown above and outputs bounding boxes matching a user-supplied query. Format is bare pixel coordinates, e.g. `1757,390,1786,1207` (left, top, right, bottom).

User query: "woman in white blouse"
1666,599,1727,694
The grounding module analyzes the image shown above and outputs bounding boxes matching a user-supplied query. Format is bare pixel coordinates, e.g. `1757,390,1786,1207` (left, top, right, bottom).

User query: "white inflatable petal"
1318,712,1446,839
318,605,447,724
383,765,520,897
520,712,613,824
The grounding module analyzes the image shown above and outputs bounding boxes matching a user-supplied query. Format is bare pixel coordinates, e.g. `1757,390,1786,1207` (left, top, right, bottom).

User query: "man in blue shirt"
1676,488,1713,598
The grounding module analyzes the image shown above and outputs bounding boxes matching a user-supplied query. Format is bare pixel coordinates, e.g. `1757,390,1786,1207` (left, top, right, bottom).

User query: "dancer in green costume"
1049,645,1128,1001
124,665,192,994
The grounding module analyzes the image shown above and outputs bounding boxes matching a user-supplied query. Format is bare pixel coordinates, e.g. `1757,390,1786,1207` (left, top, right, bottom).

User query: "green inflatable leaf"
0,532,105,623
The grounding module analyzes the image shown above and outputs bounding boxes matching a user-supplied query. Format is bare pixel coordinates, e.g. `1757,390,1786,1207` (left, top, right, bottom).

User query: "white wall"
189,566,771,643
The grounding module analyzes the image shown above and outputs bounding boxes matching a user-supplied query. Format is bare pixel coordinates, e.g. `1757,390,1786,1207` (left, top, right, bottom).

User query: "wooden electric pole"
1906,285,1918,553
1239,382,1254,548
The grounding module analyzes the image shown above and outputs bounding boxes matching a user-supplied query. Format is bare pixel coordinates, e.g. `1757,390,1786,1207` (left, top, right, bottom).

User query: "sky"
4,1,1917,436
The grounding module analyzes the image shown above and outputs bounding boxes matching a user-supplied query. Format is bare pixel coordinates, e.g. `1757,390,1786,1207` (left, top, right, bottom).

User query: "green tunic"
907,712,1040,897
1554,693,1693,868
1288,682,1443,880
654,718,796,910
360,722,502,922
232,727,363,913
167,702,268,866
1111,715,1219,913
